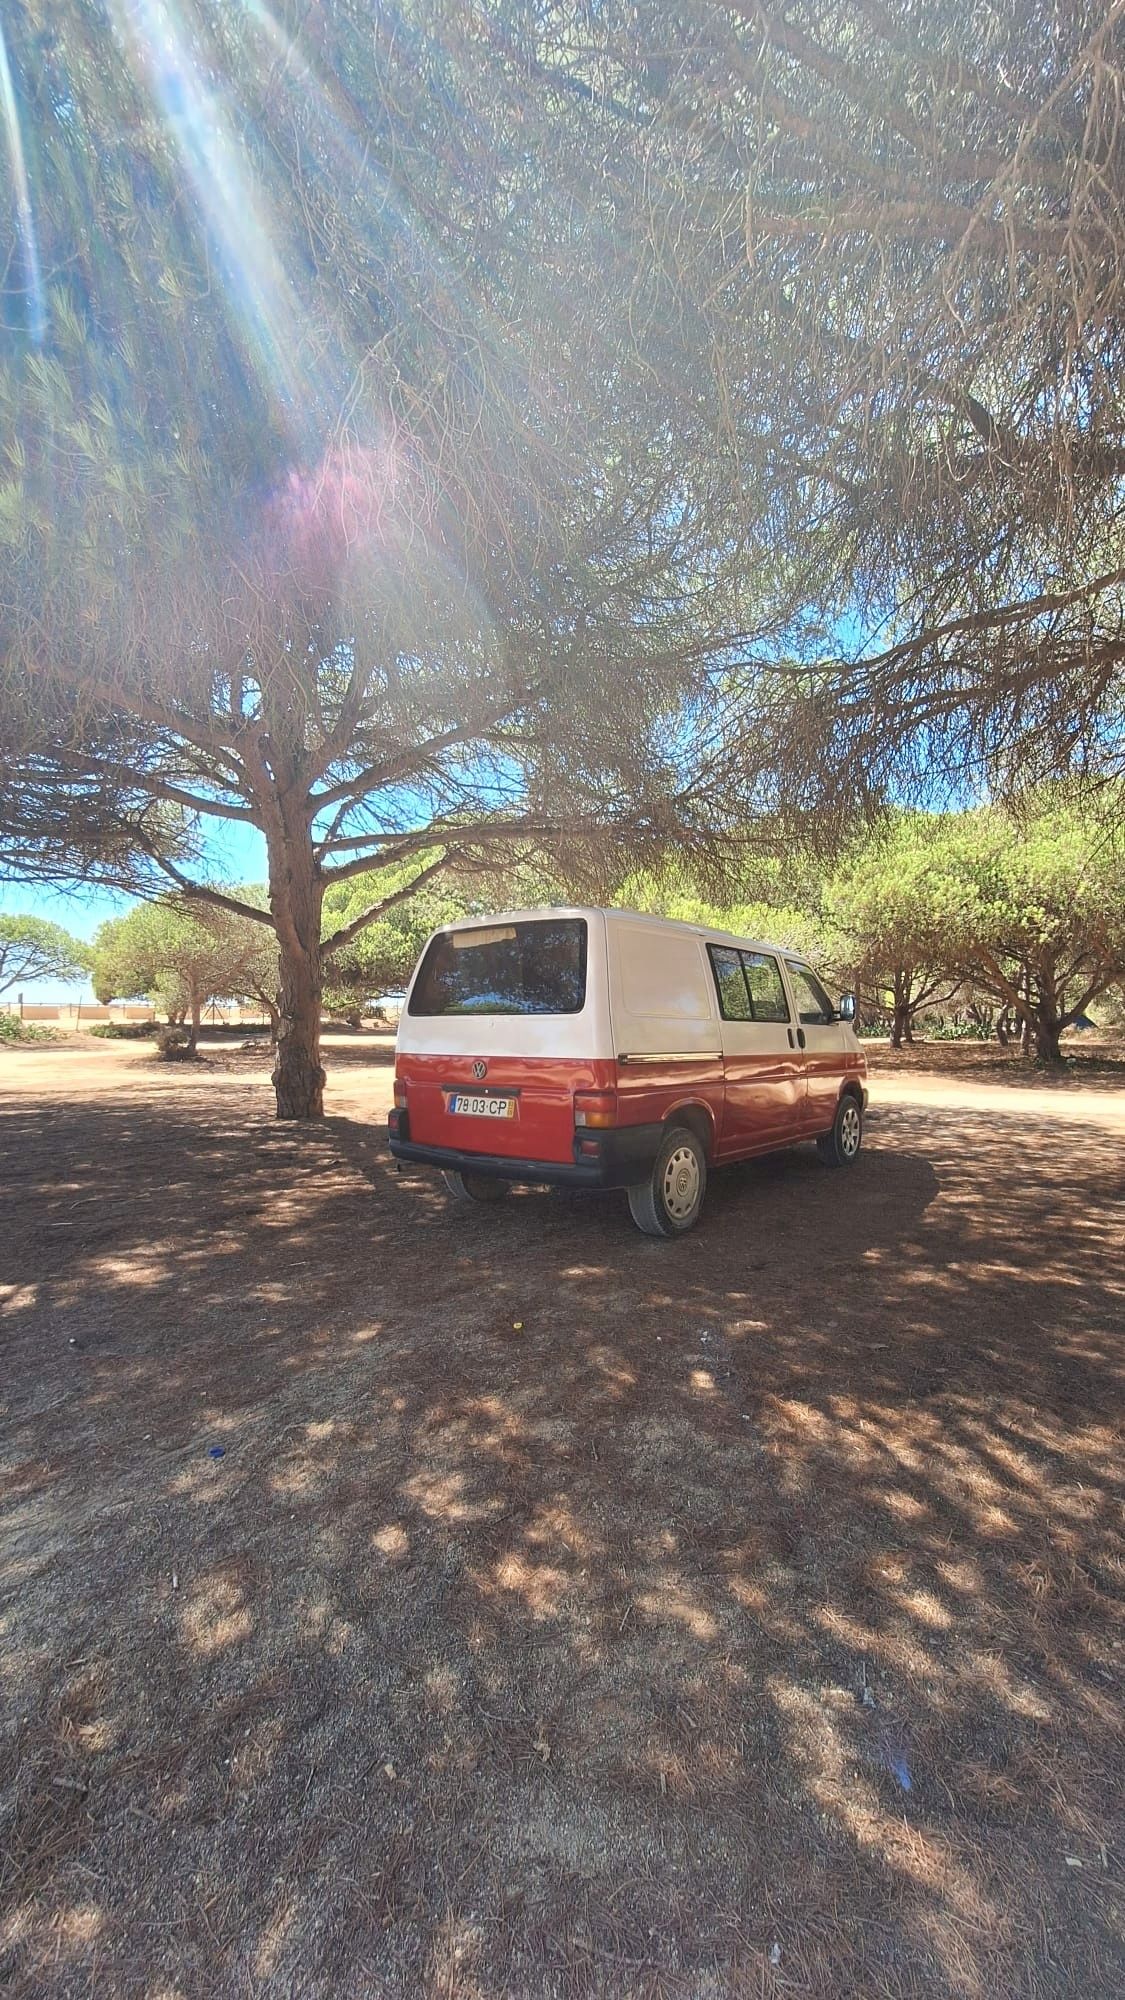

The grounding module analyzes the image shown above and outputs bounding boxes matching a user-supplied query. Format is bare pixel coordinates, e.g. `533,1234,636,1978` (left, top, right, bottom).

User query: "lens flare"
263,438,403,580
0,19,46,342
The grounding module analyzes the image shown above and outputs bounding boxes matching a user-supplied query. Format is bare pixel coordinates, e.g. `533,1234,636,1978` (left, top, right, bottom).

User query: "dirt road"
2,1038,1123,1998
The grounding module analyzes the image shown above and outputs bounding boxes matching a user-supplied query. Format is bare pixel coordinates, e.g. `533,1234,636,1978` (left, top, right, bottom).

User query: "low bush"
88,1021,156,1040
155,1024,198,1060
0,1015,58,1043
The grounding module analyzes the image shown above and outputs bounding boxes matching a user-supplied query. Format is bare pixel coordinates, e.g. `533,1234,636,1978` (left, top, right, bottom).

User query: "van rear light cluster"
393,1079,408,1108
574,1089,618,1129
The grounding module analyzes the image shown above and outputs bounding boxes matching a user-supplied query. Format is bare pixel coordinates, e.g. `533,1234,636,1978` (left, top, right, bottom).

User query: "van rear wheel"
442,1169,510,1204
627,1126,707,1237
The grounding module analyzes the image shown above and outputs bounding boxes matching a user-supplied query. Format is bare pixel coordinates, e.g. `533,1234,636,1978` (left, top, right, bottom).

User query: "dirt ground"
1,1035,1123,1999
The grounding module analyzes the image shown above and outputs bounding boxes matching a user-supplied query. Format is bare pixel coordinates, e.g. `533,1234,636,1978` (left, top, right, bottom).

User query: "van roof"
431,906,804,961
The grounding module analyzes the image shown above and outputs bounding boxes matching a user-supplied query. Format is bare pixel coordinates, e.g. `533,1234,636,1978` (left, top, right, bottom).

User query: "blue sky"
0,821,268,1000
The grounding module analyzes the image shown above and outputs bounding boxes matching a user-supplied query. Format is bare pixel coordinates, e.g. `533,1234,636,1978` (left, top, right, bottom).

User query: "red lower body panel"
394,1050,865,1171
395,1053,617,1165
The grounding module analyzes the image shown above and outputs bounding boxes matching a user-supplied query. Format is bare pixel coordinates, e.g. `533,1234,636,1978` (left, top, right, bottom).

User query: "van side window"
708,945,752,1021
786,962,835,1025
741,952,790,1023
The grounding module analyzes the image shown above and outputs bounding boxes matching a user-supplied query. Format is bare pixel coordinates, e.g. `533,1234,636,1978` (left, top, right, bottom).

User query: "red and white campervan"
388,908,868,1236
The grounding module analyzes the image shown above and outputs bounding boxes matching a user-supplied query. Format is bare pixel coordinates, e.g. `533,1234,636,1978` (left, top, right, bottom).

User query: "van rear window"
408,919,588,1017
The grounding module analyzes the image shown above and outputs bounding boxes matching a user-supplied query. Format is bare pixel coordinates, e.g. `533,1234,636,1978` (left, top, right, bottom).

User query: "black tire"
627,1125,707,1237
441,1169,511,1204
816,1093,863,1168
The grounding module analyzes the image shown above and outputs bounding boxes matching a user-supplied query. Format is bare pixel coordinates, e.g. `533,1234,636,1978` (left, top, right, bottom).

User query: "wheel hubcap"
662,1145,700,1220
841,1104,861,1156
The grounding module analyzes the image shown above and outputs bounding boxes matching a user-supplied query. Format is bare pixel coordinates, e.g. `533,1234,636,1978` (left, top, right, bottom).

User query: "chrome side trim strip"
616,1052,718,1064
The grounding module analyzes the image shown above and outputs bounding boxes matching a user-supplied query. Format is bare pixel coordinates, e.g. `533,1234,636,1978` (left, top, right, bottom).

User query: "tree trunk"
1034,1021,1063,1061
255,992,281,1045
267,812,326,1119
888,970,913,1049
1033,1006,1064,1062
187,983,202,1054
273,944,324,1115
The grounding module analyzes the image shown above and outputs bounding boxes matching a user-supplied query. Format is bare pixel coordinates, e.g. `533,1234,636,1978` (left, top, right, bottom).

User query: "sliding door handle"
796,1028,807,1050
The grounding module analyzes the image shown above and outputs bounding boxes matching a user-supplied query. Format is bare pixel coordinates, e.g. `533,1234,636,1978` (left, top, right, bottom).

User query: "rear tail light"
574,1089,618,1129
394,1079,408,1108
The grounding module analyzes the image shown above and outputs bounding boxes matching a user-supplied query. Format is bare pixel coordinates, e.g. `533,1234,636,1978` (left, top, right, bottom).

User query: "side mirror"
837,992,857,1022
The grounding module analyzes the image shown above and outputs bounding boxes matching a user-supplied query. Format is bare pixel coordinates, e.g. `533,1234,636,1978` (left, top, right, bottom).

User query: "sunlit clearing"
481,1552,568,1620
373,1522,410,1561
637,1581,719,1641
523,1498,599,1558
253,1904,297,1985
179,1572,252,1655
404,1469,506,1524
54,1905,105,1946
587,1345,638,1391
0,1282,39,1314
893,1586,953,1631
0,21,44,342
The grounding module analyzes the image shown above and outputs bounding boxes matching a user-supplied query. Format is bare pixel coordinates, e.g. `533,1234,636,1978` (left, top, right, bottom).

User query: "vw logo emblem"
472,1059,487,1080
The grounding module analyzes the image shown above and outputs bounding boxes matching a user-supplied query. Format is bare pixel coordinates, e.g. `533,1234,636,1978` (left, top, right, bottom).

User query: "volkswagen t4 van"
388,908,867,1236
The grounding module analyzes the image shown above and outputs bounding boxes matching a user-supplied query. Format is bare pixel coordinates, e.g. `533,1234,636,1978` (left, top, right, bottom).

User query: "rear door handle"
796,1028,806,1050
787,1028,796,1049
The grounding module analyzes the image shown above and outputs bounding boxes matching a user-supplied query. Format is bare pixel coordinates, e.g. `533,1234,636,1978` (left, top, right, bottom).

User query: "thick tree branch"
49,752,257,822
308,656,379,784
22,655,246,773
319,833,445,881
321,855,451,957
834,567,1125,682
133,838,276,929
310,703,531,823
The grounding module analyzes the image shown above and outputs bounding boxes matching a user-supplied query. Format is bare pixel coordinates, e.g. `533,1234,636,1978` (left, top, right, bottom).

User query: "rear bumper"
387,1110,663,1190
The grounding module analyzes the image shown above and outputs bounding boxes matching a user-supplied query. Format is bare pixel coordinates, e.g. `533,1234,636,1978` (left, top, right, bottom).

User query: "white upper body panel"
395,907,611,1058
395,906,838,1061
605,918,720,1057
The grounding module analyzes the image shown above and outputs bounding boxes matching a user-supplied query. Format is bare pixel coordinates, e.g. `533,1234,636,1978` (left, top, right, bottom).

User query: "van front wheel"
816,1094,863,1167
627,1127,707,1237
442,1169,510,1204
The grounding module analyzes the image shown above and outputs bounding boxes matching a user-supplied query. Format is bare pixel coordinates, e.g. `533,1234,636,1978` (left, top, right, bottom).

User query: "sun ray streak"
234,0,532,430
111,0,317,431
0,19,46,343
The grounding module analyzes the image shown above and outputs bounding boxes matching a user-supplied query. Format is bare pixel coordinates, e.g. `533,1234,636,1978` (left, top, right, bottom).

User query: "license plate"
448,1093,516,1119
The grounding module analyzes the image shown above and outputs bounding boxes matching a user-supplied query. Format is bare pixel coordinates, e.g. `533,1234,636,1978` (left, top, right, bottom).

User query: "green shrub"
87,1020,156,1040
0,1015,57,1043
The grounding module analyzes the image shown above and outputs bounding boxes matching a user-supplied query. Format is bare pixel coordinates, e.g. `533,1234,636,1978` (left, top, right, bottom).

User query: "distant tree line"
630,790,1125,1063
87,786,1124,1065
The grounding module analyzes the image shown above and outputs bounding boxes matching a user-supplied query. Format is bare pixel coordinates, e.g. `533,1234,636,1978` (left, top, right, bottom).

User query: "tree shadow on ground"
1,1089,1123,1998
